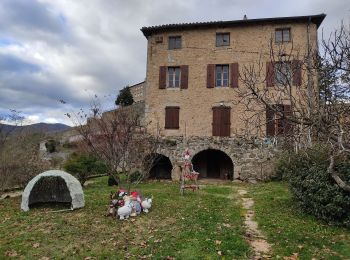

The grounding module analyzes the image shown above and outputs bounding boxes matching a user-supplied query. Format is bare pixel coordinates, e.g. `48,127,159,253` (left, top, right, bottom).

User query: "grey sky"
0,0,348,125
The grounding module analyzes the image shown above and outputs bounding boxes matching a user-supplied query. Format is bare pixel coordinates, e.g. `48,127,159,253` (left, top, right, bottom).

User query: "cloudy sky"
0,0,349,125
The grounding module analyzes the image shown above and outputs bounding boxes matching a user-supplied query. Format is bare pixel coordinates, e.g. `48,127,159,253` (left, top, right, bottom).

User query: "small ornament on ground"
105,189,153,220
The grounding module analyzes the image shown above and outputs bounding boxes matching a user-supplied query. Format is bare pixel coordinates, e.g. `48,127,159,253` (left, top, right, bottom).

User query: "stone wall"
155,136,279,182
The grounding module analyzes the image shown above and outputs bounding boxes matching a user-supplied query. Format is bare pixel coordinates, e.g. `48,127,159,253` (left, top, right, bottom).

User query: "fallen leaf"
5,251,18,257
32,243,40,248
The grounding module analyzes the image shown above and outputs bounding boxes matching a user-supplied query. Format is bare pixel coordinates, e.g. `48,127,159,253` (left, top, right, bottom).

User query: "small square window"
168,36,182,49
275,28,290,43
215,65,229,87
216,33,230,47
167,67,181,88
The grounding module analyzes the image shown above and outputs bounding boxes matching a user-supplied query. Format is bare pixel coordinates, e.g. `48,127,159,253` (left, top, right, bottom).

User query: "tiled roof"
141,14,326,37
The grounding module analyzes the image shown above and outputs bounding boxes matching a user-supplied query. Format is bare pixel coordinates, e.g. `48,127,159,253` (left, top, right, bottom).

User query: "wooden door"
212,107,231,137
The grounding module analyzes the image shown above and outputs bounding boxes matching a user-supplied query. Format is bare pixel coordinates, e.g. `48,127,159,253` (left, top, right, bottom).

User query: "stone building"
129,81,145,103
140,14,326,181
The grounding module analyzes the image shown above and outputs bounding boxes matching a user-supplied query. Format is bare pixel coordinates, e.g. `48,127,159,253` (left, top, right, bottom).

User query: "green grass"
2,179,350,259
0,178,250,259
248,182,350,260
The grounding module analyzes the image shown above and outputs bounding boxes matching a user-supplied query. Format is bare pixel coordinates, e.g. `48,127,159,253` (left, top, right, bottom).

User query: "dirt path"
238,189,272,259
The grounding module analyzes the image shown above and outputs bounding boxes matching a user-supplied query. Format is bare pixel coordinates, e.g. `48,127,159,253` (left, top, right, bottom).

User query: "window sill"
274,41,291,44
165,127,180,130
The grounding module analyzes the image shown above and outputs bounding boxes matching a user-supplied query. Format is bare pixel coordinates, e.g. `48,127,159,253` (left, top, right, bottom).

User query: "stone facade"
129,81,145,103
155,136,278,181
140,15,325,180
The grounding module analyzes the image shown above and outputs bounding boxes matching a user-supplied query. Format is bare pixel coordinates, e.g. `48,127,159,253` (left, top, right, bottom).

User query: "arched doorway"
146,153,172,179
192,149,234,180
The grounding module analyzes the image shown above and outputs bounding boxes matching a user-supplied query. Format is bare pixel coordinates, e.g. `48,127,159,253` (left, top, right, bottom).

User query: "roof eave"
140,13,326,38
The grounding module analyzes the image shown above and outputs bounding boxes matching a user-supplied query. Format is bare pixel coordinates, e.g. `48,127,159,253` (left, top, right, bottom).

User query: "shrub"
129,170,144,183
276,145,350,226
63,153,109,186
45,139,57,153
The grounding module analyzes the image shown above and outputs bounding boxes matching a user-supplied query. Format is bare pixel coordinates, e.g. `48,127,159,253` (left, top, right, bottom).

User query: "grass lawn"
1,178,350,259
248,182,350,260
0,177,250,259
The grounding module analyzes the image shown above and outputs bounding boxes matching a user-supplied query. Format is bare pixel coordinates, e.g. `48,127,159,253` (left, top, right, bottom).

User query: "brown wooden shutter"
212,107,231,136
221,107,231,136
283,105,292,134
159,66,167,89
292,60,302,86
165,107,179,129
266,106,275,137
207,64,215,88
266,62,275,87
212,107,221,136
230,63,239,88
180,65,188,89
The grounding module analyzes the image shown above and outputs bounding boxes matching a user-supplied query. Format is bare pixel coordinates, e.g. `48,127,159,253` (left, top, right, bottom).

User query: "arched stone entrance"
192,149,234,180
146,153,173,179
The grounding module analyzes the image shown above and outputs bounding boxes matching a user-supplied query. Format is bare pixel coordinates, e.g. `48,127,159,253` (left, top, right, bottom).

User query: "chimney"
243,14,248,20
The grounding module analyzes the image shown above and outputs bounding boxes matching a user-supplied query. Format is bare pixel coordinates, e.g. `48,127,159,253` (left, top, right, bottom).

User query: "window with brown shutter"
159,66,166,89
215,65,229,87
165,107,180,129
274,62,292,85
207,64,215,88
266,106,275,137
266,62,275,87
266,104,293,137
180,65,188,89
167,67,181,88
212,106,231,137
292,60,302,86
230,63,239,88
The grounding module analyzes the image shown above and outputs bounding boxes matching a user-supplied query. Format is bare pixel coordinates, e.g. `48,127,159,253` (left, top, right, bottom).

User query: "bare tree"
0,111,49,191
66,96,161,191
233,23,350,190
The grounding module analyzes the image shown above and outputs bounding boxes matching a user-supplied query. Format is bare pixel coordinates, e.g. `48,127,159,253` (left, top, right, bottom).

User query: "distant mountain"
0,123,71,135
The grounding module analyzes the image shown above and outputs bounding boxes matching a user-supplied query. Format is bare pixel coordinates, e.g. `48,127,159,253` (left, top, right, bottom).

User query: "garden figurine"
117,195,132,220
141,198,152,213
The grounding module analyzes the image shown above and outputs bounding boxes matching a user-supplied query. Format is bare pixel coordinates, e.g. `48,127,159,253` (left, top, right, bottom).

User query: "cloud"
0,0,348,126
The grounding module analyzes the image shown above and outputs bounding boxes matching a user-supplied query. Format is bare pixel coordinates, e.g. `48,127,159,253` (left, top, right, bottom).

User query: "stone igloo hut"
21,170,85,211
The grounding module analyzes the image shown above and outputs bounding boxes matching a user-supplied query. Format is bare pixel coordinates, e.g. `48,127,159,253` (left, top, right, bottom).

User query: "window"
165,107,180,129
168,36,181,49
215,65,229,87
274,62,292,85
266,105,292,136
216,33,230,46
167,67,181,88
275,28,290,43
212,106,231,137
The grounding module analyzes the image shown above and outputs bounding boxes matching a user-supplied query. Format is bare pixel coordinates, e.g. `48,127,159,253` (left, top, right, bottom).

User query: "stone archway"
145,153,173,179
192,149,234,180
